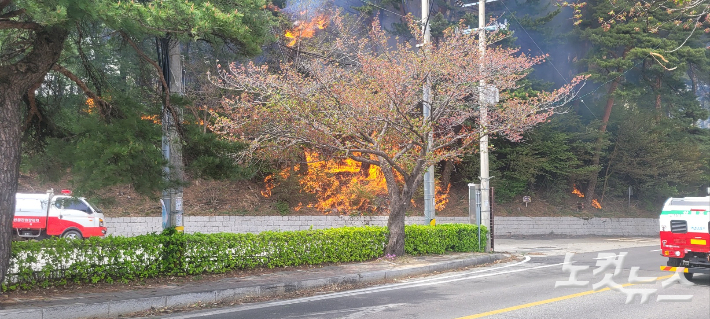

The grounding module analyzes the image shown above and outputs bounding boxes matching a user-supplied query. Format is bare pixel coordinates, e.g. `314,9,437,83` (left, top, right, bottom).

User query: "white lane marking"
387,255,532,284
593,254,624,260
605,238,656,243
650,249,661,252
284,303,407,319
161,257,570,318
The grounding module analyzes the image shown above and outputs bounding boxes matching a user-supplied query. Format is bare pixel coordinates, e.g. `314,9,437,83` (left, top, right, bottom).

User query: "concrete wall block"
106,216,660,237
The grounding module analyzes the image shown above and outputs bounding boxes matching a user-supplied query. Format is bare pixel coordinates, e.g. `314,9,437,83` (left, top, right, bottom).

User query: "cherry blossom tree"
212,14,586,255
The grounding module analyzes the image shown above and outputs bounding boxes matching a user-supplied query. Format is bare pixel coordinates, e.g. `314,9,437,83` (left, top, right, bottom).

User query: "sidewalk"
0,252,507,319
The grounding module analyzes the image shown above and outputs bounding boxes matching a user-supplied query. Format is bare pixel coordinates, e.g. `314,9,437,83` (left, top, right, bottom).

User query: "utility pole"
422,0,435,225
161,37,185,233
478,0,491,252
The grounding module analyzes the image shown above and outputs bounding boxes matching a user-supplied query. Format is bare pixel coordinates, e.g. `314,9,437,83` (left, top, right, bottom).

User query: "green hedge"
405,224,489,255
2,224,487,291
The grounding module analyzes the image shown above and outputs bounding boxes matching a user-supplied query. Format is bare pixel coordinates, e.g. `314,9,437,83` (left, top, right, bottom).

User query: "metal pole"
629,186,631,207
478,188,481,252
478,0,491,252
490,186,494,251
469,183,481,252
422,0,435,224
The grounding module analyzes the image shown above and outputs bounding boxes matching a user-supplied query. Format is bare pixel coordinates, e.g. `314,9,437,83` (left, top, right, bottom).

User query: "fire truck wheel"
62,230,83,240
683,272,693,281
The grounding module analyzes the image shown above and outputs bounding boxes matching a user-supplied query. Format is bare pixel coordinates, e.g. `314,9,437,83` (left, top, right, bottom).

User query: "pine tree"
0,0,277,285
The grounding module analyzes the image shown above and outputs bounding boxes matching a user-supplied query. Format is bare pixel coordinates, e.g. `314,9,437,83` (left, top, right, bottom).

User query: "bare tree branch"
0,20,40,30
51,64,123,121
0,8,25,19
22,78,44,132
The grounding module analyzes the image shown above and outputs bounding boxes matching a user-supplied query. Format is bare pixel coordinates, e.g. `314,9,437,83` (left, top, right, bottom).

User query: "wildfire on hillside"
572,185,584,198
141,114,160,124
85,98,96,114
284,14,328,47
261,151,450,214
592,199,602,209
571,184,602,209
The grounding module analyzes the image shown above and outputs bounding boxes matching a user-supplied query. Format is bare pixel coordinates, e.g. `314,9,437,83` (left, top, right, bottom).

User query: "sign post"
469,183,482,251
523,196,531,207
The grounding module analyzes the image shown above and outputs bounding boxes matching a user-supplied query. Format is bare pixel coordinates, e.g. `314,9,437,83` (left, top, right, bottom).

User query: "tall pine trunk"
585,77,619,205
0,88,23,287
585,48,629,204
0,27,67,285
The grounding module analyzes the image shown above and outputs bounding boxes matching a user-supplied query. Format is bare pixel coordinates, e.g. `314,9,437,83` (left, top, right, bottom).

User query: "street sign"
161,199,168,229
523,196,531,207
482,84,499,104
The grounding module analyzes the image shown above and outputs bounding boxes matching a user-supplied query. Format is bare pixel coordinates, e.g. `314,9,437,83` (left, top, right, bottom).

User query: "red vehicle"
13,189,107,240
659,196,710,280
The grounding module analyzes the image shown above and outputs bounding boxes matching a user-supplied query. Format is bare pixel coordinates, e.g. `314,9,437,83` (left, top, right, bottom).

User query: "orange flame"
435,183,451,211
84,98,96,114
572,185,584,198
261,175,276,197
284,14,328,47
300,152,386,213
261,152,450,214
141,114,161,124
591,199,602,209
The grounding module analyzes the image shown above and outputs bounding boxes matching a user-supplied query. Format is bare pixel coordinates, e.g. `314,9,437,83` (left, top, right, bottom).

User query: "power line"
498,1,599,118
355,0,407,18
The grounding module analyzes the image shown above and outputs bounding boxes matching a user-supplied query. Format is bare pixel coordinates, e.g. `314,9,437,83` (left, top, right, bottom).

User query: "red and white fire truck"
659,196,710,280
13,189,107,240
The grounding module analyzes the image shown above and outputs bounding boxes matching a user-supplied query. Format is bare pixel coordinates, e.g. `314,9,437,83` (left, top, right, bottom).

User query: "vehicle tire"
62,230,83,240
683,272,693,281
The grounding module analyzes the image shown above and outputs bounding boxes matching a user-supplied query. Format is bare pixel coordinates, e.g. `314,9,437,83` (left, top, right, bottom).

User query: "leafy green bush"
2,224,487,291
405,224,488,255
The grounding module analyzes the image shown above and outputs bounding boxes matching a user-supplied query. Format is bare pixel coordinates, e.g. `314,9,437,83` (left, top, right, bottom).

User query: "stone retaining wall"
104,216,659,237
104,216,469,237
493,217,659,237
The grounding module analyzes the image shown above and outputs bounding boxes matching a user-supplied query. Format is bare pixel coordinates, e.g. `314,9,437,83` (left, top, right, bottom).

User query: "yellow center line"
457,275,674,319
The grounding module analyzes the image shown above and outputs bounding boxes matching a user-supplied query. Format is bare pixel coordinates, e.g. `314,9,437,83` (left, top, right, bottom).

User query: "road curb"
0,253,507,319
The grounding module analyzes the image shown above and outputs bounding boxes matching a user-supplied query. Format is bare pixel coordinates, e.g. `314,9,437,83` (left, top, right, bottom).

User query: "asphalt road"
156,238,710,319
